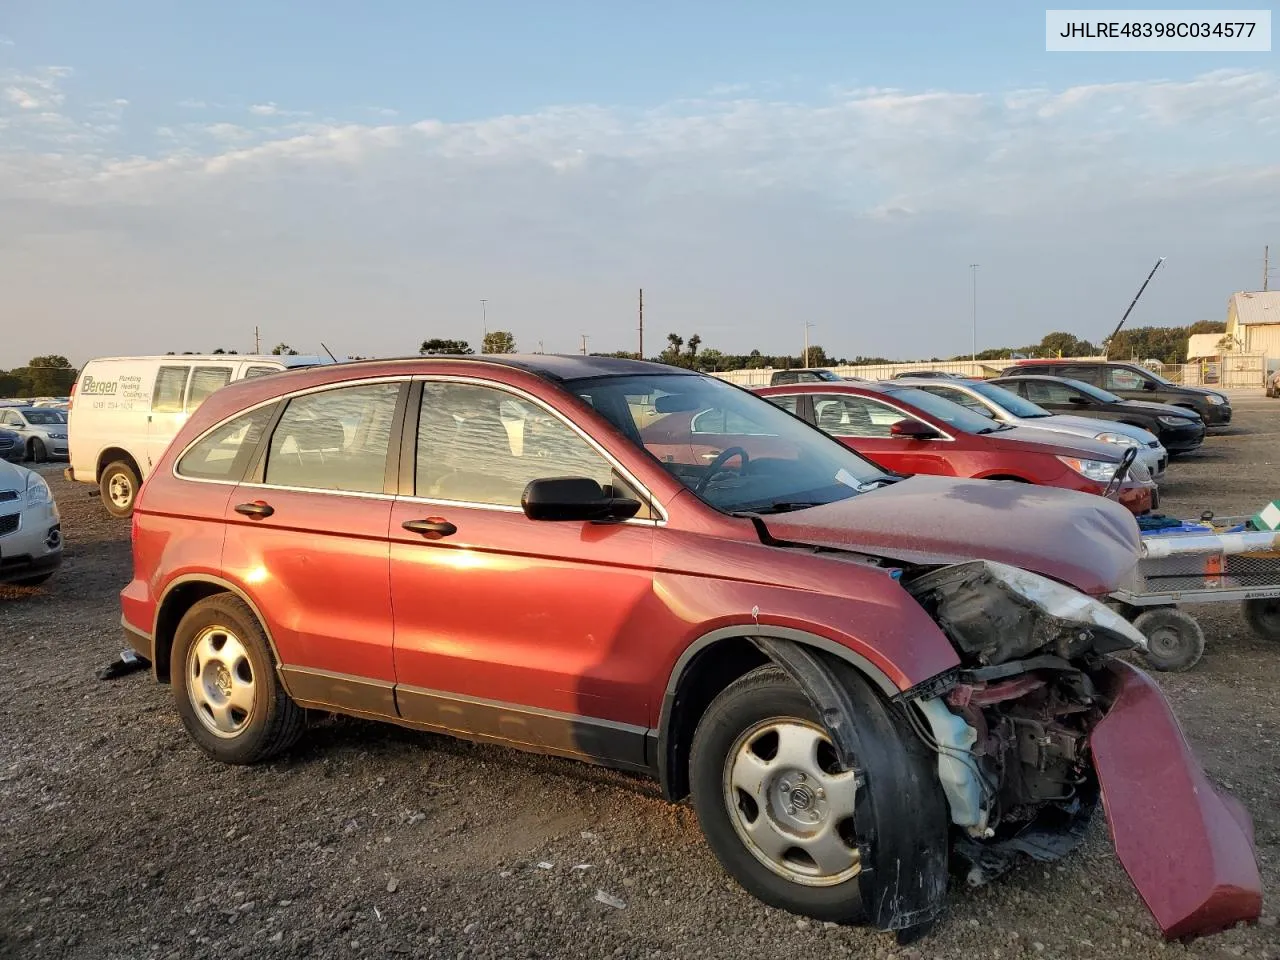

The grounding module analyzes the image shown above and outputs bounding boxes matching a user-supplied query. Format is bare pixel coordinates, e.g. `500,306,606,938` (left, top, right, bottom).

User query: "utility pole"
1265,245,1271,292
638,288,644,359
537,339,545,354
580,334,589,356
254,326,260,354
480,299,488,337
803,321,814,368
969,264,979,363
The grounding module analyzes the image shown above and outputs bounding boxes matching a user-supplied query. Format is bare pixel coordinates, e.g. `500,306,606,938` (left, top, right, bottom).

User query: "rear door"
221,379,406,714
387,378,658,768
146,364,191,470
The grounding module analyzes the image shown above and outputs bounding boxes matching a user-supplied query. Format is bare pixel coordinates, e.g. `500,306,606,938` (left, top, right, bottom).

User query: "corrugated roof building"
1226,291,1280,367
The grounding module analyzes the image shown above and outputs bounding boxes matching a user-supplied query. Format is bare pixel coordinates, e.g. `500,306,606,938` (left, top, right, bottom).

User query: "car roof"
83,354,332,367
340,353,699,383
888,377,981,386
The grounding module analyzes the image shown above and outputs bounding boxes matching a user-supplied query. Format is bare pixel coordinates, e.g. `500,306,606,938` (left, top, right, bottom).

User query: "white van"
67,354,333,517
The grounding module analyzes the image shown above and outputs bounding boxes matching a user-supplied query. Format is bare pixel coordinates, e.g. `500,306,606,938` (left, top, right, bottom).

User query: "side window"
916,386,991,416
764,395,800,416
177,405,277,481
243,366,279,379
415,382,617,509
1,411,18,427
690,406,777,436
811,394,903,438
187,366,234,412
1104,366,1146,391
264,383,401,494
1024,380,1076,405
152,366,190,414
1062,365,1102,386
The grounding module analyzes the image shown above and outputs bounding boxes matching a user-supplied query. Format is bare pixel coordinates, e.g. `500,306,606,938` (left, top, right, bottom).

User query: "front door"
388,379,658,770
808,393,955,476
221,379,405,715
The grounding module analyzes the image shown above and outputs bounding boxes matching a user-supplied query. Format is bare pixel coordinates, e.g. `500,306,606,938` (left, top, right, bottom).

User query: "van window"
177,405,277,481
264,383,400,494
188,366,234,411
152,366,191,413
244,366,279,379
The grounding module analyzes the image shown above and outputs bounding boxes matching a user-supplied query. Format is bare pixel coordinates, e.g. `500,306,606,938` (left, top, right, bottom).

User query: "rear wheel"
1135,608,1205,671
99,460,140,518
688,664,946,925
1243,598,1280,642
171,595,305,764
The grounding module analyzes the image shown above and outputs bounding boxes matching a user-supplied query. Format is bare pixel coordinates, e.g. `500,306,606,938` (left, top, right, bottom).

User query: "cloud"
178,99,207,109
2,69,1279,364
0,36,14,47
367,106,399,117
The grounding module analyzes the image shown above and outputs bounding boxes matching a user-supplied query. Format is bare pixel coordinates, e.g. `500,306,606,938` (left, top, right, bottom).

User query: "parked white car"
67,354,334,517
897,377,1168,479
0,460,62,586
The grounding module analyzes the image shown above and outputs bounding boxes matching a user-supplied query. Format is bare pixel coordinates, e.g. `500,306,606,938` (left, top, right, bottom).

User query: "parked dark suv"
998,361,1231,426
989,375,1205,454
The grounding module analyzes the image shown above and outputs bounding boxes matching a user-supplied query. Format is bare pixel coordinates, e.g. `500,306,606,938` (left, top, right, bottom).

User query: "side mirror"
521,477,642,523
1141,379,1158,391
889,419,939,440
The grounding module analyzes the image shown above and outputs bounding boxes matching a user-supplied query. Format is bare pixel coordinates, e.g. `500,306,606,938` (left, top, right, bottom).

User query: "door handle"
402,517,457,538
235,501,275,519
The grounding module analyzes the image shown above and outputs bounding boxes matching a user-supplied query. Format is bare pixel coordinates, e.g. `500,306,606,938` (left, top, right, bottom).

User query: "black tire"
1243,598,1280,642
1135,608,1205,672
28,438,48,463
13,572,54,587
170,594,305,764
99,460,141,518
689,664,947,926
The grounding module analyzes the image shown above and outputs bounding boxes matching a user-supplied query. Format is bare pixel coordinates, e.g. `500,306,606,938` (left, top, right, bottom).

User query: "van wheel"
171,595,305,764
100,461,140,518
689,665,947,925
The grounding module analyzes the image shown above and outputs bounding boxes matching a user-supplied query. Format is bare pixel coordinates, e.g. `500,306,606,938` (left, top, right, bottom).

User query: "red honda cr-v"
121,356,1259,941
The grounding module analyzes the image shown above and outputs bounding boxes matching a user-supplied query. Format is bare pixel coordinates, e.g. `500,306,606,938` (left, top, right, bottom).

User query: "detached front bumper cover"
1091,660,1262,939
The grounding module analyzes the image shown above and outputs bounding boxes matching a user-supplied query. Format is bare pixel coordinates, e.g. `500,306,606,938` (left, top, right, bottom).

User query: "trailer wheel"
1242,598,1280,642
1134,608,1205,672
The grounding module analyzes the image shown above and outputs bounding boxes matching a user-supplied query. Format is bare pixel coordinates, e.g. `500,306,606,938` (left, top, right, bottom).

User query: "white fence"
1162,353,1267,389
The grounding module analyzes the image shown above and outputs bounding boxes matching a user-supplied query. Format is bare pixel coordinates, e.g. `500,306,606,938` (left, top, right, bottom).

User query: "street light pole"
803,321,815,368
969,264,979,363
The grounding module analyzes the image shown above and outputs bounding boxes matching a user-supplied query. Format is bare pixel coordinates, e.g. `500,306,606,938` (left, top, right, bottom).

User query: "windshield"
968,381,1052,418
1061,378,1124,403
22,410,66,424
569,374,888,514
880,387,1008,434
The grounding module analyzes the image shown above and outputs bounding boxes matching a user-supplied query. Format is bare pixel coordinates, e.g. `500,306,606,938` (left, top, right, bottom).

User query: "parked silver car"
896,377,1168,479
0,459,62,586
0,407,69,462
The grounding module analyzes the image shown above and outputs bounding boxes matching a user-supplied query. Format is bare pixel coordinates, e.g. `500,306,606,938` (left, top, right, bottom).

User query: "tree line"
0,356,78,397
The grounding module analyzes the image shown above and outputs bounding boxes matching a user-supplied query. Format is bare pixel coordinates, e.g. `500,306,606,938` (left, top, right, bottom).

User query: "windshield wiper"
748,501,823,514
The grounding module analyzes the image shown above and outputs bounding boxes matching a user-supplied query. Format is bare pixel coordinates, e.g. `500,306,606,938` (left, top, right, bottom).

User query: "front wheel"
1243,598,1280,642
171,595,305,764
28,439,48,463
689,664,947,925
1135,608,1205,671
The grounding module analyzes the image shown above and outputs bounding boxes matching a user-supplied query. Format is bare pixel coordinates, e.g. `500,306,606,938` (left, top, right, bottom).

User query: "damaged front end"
902,560,1263,940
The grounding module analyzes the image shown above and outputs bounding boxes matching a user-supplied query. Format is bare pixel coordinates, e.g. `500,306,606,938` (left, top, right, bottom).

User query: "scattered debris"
96,649,147,681
373,906,382,921
536,861,554,870
571,864,593,871
594,890,626,910
385,877,398,893
580,831,598,840
498,871,513,879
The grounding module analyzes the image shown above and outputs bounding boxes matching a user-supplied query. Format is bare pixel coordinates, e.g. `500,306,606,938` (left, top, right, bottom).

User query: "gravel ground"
1,397,1277,960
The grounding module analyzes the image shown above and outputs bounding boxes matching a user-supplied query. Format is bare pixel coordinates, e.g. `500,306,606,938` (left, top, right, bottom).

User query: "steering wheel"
694,446,750,495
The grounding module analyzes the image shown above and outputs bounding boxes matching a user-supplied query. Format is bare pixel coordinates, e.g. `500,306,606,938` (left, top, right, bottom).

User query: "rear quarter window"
176,405,277,481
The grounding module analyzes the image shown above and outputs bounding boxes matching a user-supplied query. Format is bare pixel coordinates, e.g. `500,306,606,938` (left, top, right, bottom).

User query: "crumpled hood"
762,475,1141,595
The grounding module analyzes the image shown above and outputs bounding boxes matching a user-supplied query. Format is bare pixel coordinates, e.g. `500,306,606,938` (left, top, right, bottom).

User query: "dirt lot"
1,397,1277,960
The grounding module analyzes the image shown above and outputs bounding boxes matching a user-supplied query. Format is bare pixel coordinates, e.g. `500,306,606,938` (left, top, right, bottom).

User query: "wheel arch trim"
153,574,291,694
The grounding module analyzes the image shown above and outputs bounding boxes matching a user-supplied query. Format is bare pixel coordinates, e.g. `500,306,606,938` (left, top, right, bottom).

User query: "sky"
2,1,1279,366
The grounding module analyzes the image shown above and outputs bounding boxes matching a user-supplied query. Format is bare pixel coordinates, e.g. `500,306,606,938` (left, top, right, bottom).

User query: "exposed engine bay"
901,559,1150,882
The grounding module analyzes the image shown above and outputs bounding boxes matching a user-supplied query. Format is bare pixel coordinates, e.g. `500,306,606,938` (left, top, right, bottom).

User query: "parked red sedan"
120,356,1256,940
755,382,1157,514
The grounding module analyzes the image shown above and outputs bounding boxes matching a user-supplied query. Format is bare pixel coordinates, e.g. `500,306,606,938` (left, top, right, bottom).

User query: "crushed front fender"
1090,660,1262,939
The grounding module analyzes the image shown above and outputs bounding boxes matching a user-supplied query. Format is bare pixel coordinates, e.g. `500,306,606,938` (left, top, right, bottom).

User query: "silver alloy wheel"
108,472,133,509
186,625,256,738
722,718,861,887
